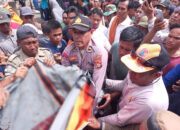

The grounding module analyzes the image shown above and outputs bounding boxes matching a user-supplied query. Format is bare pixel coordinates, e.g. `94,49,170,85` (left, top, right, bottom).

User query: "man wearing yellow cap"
88,43,170,129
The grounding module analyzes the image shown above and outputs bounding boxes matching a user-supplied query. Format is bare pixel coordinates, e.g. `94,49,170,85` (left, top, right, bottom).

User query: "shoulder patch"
38,48,52,59
94,55,102,69
94,55,102,61
5,65,16,73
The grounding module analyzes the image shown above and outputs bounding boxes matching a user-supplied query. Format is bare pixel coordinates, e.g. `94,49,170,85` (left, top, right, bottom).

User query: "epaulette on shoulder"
39,47,51,52
8,54,18,61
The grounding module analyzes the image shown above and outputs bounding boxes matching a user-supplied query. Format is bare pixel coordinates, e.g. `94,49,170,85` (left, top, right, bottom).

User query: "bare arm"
1,66,28,88
142,18,166,43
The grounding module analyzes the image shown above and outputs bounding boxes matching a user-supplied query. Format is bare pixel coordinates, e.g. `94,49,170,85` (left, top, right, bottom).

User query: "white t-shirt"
107,16,132,44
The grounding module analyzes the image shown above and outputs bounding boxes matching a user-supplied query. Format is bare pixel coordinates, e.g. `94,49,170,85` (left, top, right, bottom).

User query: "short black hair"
63,10,68,15
41,21,49,34
128,1,141,10
67,6,79,16
46,20,62,34
128,0,141,10
116,0,131,10
170,23,180,30
120,26,144,50
89,8,103,17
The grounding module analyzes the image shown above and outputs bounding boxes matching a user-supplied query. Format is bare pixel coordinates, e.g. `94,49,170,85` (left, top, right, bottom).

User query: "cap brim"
104,11,116,16
21,13,34,16
121,54,154,73
0,19,11,24
70,25,90,32
137,23,148,28
157,4,167,8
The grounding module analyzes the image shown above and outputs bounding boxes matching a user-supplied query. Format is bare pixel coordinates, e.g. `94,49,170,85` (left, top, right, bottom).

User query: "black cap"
17,25,37,40
157,0,171,9
71,15,92,32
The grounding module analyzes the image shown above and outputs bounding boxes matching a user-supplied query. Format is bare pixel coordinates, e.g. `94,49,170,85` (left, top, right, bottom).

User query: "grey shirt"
0,29,18,55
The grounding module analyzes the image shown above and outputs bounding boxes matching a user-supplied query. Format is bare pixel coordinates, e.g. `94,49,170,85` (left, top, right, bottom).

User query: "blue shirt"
163,64,180,89
45,39,67,54
163,64,180,115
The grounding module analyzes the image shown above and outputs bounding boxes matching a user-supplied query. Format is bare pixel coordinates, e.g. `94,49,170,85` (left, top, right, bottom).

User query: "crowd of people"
0,0,180,129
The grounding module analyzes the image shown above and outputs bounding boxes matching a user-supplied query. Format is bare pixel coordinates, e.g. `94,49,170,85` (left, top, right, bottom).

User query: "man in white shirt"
89,8,111,52
107,0,132,44
88,43,170,129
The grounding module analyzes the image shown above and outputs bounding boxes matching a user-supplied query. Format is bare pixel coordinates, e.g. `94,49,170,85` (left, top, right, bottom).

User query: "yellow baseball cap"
121,43,170,73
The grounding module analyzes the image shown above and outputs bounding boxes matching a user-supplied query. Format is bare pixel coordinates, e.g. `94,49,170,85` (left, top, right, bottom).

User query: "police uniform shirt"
61,40,108,98
5,47,53,77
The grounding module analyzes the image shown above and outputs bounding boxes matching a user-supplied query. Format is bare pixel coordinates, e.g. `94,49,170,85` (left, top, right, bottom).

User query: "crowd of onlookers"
0,0,180,129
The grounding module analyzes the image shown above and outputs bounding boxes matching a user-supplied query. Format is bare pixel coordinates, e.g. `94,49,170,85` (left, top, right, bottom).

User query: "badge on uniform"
5,65,16,73
94,55,102,69
87,46,92,52
61,52,69,62
70,56,79,65
69,57,78,61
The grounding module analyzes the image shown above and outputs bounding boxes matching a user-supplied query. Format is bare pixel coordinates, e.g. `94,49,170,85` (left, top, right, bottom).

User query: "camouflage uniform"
5,48,53,77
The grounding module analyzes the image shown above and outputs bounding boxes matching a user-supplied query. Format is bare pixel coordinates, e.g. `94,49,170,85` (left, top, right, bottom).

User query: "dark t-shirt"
62,25,72,43
110,42,128,80
45,39,67,54
77,4,89,15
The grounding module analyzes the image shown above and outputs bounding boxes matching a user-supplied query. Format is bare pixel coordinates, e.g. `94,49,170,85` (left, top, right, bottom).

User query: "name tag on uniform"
69,56,79,65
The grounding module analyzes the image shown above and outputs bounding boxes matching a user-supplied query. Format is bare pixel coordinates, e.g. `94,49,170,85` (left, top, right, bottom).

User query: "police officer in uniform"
61,15,108,99
5,25,54,77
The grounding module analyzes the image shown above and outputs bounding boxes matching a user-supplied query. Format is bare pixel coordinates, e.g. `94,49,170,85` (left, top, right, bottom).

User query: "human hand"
142,0,154,19
14,66,28,79
172,80,180,92
0,56,8,65
53,53,62,64
24,57,36,67
152,18,166,32
87,116,101,129
97,94,111,110
0,87,9,108
0,51,8,65
44,58,56,67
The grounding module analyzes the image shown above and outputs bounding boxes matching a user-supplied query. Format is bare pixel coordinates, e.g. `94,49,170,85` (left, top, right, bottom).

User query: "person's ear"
90,30,94,34
153,71,162,79
17,40,21,46
167,9,170,15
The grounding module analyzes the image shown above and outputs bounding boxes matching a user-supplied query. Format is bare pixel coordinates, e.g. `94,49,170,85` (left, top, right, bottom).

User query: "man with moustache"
4,25,54,77
88,43,170,129
61,15,108,99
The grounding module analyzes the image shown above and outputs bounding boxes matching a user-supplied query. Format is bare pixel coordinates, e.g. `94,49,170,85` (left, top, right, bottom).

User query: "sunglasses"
130,50,160,70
